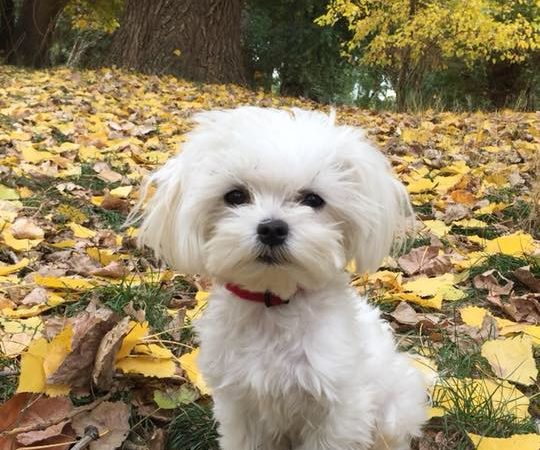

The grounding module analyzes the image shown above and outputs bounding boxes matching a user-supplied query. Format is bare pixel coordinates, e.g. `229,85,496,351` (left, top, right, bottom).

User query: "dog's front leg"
213,394,256,450
213,390,271,450
295,403,375,450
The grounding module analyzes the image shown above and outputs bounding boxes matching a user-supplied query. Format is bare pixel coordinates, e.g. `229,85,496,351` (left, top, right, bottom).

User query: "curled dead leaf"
92,316,131,390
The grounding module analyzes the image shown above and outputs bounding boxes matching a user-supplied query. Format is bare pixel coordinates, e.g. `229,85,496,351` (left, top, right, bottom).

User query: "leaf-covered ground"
0,66,539,450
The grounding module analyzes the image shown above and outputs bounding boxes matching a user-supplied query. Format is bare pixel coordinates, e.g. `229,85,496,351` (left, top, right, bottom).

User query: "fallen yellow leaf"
49,239,76,248
110,185,133,198
422,220,450,238
34,274,96,290
384,292,443,310
116,321,149,360
20,144,55,163
1,303,54,318
402,274,464,301
0,258,30,276
86,247,121,265
178,348,211,395
116,356,176,378
481,337,538,386
475,202,507,215
133,343,174,359
185,290,209,321
434,377,529,420
16,326,72,396
467,433,540,450
453,218,488,228
68,222,96,239
484,232,535,256
407,178,437,194
2,228,43,251
433,174,462,194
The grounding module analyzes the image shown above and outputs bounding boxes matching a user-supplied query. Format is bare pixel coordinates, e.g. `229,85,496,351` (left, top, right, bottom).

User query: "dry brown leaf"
43,316,70,340
70,254,100,276
98,169,123,183
71,401,130,450
47,303,117,392
442,203,470,222
148,428,167,450
473,270,514,295
166,308,186,340
453,314,499,346
513,266,540,292
390,302,419,325
91,261,128,279
450,189,476,205
11,217,45,239
398,246,439,275
92,316,131,390
16,419,70,445
398,246,452,277
0,394,73,450
0,330,36,357
123,301,146,323
504,293,540,324
100,193,129,212
21,287,49,305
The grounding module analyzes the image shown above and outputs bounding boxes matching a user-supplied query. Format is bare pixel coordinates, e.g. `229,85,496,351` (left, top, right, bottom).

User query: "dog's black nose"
257,219,289,246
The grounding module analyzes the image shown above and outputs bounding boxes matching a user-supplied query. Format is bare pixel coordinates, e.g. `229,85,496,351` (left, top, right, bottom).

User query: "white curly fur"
134,107,427,450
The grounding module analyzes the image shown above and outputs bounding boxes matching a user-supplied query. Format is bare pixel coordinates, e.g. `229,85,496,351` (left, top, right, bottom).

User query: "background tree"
317,0,540,110
4,0,69,66
246,0,356,103
107,0,247,85
0,0,15,59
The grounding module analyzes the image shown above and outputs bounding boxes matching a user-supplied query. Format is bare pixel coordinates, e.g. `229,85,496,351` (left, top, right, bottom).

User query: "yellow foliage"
317,0,539,96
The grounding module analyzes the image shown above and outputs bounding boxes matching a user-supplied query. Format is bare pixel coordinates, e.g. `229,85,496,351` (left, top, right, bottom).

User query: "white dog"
134,107,427,450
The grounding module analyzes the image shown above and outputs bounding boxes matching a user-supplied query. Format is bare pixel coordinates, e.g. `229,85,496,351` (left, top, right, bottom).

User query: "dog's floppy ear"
127,152,205,273
338,136,413,273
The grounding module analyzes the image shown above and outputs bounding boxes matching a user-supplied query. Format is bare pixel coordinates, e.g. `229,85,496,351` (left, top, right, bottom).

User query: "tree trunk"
0,0,15,58
108,0,247,85
8,0,68,67
486,62,524,109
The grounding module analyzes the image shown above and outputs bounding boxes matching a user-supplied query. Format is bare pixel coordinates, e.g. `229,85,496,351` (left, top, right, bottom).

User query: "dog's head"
133,107,412,297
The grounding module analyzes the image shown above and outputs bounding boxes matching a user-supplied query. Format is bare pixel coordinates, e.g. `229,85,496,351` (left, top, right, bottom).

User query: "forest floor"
0,66,539,450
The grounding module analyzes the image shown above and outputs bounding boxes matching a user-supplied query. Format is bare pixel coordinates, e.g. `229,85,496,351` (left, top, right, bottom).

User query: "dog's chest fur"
195,279,388,438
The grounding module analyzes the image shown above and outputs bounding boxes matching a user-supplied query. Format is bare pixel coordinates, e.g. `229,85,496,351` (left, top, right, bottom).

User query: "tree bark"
8,0,68,67
108,0,247,85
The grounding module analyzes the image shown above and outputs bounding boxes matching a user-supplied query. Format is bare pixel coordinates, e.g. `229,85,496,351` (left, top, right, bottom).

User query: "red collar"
225,283,291,307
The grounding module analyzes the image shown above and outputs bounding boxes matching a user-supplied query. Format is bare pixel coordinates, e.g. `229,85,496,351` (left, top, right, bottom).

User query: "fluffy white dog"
134,107,427,450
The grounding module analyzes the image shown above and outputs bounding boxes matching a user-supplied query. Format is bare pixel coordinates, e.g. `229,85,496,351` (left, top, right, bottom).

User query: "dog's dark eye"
224,188,249,206
300,192,325,209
